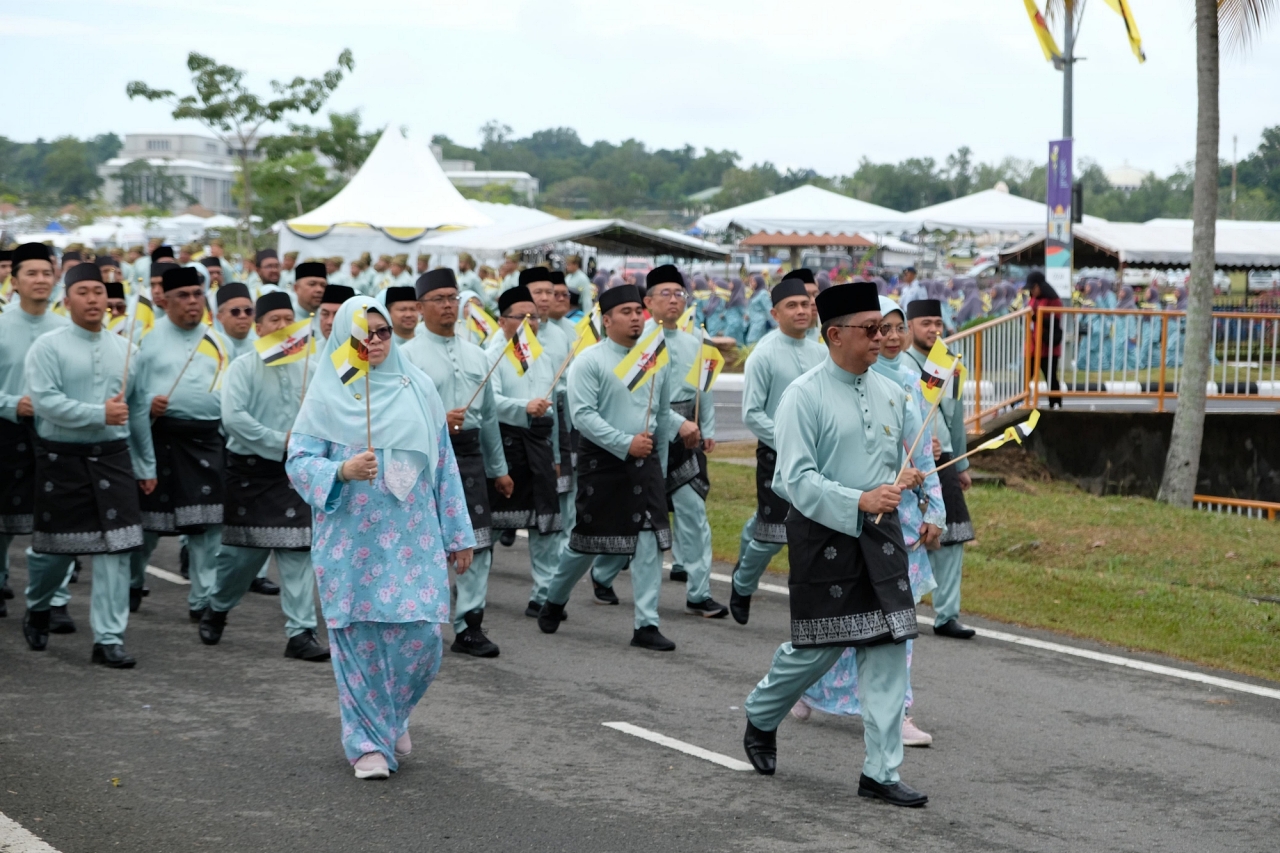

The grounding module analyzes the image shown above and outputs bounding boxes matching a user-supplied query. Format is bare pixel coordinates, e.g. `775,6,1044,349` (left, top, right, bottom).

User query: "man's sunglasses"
223,307,252,318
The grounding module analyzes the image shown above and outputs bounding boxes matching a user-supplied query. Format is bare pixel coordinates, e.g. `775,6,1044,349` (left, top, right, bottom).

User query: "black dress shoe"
686,597,729,618
933,619,976,640
92,643,137,669
499,529,517,547
189,607,206,623
592,578,619,605
630,625,675,651
179,544,190,579
669,565,688,582
49,604,77,634
729,573,751,625
199,608,227,645
537,602,565,634
1,581,14,599
0,597,7,618
284,629,331,661
742,720,777,775
249,577,281,596
451,610,500,658
857,774,928,807
23,609,50,651
129,586,143,613
525,599,542,618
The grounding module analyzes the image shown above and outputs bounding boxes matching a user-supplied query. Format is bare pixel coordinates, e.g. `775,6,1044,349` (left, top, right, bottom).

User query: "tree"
41,136,102,201
126,50,354,247
260,109,377,181
245,150,330,222
1159,0,1273,507
116,158,194,210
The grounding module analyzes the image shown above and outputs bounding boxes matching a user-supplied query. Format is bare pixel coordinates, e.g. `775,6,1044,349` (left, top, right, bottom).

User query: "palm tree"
1158,0,1273,506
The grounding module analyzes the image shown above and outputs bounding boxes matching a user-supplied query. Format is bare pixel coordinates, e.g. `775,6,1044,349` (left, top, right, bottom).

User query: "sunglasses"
223,307,252,318
830,322,885,338
366,326,393,342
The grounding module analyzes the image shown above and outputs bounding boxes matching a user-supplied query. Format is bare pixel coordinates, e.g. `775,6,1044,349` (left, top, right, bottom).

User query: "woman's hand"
341,450,378,482
450,548,474,574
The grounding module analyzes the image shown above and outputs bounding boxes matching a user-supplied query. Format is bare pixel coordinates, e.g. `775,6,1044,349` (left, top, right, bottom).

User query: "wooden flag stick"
873,381,948,524
163,337,204,401
545,346,578,398
364,370,372,450
284,343,314,455
120,307,140,392
462,343,507,412
922,443,987,478
643,368,657,436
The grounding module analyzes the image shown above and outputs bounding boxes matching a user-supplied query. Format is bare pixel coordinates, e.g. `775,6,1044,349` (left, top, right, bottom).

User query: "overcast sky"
5,0,1279,180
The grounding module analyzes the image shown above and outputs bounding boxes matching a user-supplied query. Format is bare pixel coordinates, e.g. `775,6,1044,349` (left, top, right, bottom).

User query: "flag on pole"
676,305,696,334
685,332,726,393
1102,0,1145,62
108,313,129,335
918,341,960,404
613,325,669,392
503,317,543,376
133,294,155,338
255,317,315,366
1023,0,1064,63
571,308,602,356
970,410,1041,453
331,306,370,385
951,361,968,401
465,301,498,342
196,329,228,391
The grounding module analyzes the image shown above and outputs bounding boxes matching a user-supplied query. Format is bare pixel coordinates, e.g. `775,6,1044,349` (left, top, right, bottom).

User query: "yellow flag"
255,317,315,366
613,325,669,392
676,305,696,334
133,294,155,338
1023,0,1063,63
331,306,370,385
685,332,725,393
972,410,1041,453
196,329,228,391
465,301,498,342
572,308,602,356
918,341,959,404
503,318,543,376
1102,0,1145,62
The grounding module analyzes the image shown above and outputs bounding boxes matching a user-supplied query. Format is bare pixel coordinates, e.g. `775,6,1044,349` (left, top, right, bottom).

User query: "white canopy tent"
417,202,560,269
908,186,1106,234
280,126,491,263
1000,220,1280,269
694,185,915,236
420,217,730,265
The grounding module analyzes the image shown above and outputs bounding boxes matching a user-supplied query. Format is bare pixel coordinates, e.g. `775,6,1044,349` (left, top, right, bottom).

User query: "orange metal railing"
1192,494,1280,520
944,308,1033,434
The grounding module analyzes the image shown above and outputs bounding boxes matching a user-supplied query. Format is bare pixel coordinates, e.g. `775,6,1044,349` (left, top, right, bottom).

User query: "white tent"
694,185,914,235
417,202,560,268
908,186,1106,234
280,126,492,263
1002,220,1280,269
421,218,730,263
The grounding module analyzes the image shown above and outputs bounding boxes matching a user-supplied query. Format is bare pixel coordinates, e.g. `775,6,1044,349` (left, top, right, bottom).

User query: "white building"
1106,163,1151,194
429,143,538,205
98,133,250,215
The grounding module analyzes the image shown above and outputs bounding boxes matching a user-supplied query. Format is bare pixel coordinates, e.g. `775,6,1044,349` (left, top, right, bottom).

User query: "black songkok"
254,248,278,266
815,282,880,324
255,291,294,318
548,270,566,286
518,266,551,287
645,264,683,288
781,267,815,285
0,249,12,262
498,286,534,316
12,242,53,273
384,286,416,307
200,256,222,269
294,261,327,281
771,278,810,306
105,280,126,301
599,284,642,313
321,284,355,306
61,250,83,262
905,299,943,320
161,266,202,292
215,281,251,307
151,245,175,262
96,255,121,269
415,268,457,299
150,262,179,280
64,263,104,287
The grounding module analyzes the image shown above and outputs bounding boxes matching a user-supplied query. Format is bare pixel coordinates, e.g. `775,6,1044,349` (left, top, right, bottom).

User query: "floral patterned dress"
801,379,946,717
286,435,475,769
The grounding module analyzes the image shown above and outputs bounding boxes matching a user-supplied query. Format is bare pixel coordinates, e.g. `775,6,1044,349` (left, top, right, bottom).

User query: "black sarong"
665,398,709,499
571,438,672,555
936,452,974,545
554,392,573,495
32,438,143,555
753,442,790,544
785,509,918,648
0,418,36,535
139,417,224,534
489,418,560,534
450,428,492,550
220,451,310,550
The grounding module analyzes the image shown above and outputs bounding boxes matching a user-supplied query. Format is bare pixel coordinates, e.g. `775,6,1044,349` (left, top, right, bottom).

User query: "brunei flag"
196,329,228,391
614,325,669,392
1023,0,1063,64
952,361,968,401
918,341,959,405
503,317,543,376
466,300,498,342
133,294,155,338
1103,0,1145,62
331,306,370,385
685,331,725,393
676,305,696,334
970,410,1041,453
572,307,602,357
255,318,315,366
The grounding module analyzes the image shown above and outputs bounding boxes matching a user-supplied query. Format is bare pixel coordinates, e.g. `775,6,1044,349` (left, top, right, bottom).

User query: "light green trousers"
26,550,133,645
207,545,318,638
931,544,964,626
670,484,712,604
452,547,492,633
556,531,662,630
130,527,223,611
733,513,784,597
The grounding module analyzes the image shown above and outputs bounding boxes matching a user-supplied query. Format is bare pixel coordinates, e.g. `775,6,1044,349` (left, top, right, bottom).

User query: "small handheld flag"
919,341,959,404
331,306,370,386
972,410,1041,454
503,318,543,377
951,361,968,401
685,332,725,393
196,330,228,391
133,295,155,338
572,308,602,356
256,318,315,366
676,305,696,334
465,301,498,342
614,325,669,392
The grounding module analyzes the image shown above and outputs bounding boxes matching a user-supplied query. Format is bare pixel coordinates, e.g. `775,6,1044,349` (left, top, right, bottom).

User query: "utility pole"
1062,1,1075,137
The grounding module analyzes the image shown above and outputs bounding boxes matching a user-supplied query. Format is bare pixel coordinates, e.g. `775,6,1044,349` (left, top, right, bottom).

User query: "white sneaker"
353,751,390,779
790,698,812,722
902,716,933,747
394,732,412,759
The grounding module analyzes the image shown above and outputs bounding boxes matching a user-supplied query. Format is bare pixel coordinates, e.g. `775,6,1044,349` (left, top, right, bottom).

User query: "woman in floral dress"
286,296,475,779
790,297,946,747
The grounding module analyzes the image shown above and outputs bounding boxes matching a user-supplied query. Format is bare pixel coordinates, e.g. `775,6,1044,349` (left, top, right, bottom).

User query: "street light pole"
1063,1,1074,137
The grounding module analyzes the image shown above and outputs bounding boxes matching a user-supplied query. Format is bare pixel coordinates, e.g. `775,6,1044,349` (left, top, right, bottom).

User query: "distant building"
98,133,253,215
430,143,538,205
1106,163,1150,194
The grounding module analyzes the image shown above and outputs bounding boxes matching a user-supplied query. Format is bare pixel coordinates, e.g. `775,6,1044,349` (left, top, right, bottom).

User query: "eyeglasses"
366,326,393,342
649,289,687,301
879,323,906,336
223,307,252,318
421,294,460,305
830,322,884,339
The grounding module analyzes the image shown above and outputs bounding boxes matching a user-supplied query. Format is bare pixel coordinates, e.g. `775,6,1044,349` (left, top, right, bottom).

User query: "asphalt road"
1,535,1278,853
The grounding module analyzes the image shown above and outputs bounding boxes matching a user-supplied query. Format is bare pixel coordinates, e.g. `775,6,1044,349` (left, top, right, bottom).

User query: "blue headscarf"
871,295,912,386
292,295,443,499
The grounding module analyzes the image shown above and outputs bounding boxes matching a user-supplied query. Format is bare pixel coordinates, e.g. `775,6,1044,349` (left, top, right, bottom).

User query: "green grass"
704,459,1280,682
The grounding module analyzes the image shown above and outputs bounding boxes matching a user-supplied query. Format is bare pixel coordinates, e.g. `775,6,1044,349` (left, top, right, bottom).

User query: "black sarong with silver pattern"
139,416,224,534
936,452,974,545
450,428,492,550
489,417,561,534
785,508,918,648
665,398,709,499
32,437,143,554
554,392,573,494
571,438,672,555
0,418,36,534
220,451,310,549
752,441,790,543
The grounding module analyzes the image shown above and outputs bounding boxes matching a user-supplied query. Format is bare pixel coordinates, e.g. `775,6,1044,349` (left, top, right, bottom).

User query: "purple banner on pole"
1046,138,1073,292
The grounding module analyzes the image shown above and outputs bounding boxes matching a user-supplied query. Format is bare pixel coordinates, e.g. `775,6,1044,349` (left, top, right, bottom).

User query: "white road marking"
0,811,62,852
602,722,753,772
144,565,189,586
704,568,1280,701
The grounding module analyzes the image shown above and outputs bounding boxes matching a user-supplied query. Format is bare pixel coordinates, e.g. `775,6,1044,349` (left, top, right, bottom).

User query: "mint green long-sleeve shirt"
487,324,560,459
133,320,226,421
565,337,679,468
0,305,68,422
740,329,826,447
220,351,305,460
662,326,716,439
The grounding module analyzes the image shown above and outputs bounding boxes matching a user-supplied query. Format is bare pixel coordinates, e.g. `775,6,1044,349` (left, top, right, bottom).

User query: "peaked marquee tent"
907,187,1107,234
694,184,915,236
